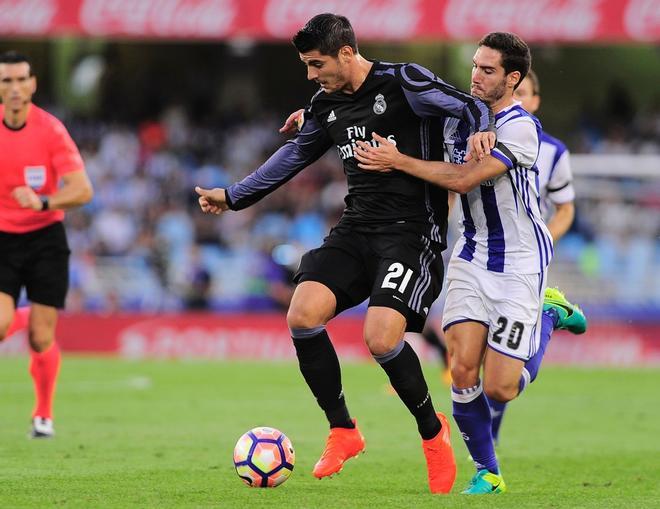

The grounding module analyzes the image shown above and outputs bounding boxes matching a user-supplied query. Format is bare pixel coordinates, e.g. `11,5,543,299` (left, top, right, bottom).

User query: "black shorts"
0,222,70,309
294,223,445,332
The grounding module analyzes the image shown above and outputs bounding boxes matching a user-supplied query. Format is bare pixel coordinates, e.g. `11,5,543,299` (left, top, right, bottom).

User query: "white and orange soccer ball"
233,426,295,488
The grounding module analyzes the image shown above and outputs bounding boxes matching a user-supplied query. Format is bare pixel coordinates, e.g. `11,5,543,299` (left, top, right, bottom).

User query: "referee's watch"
40,196,50,211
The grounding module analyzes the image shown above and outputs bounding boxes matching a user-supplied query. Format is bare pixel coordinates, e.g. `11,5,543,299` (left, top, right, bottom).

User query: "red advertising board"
0,0,657,42
1,313,659,366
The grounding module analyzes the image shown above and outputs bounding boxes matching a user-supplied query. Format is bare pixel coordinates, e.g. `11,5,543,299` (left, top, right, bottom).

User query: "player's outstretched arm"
195,186,229,215
217,113,332,211
355,133,507,194
195,111,330,215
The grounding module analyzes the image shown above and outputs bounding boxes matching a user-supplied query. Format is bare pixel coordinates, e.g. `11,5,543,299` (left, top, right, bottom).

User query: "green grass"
0,357,658,508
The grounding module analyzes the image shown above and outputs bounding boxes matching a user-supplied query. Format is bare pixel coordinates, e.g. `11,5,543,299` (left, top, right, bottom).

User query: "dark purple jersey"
226,61,493,247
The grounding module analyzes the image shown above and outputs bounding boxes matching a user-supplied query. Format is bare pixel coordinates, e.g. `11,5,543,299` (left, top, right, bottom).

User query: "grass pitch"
0,357,658,508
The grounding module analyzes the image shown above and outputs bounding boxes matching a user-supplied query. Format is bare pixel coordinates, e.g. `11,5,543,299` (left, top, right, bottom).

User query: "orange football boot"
422,412,457,494
312,419,366,479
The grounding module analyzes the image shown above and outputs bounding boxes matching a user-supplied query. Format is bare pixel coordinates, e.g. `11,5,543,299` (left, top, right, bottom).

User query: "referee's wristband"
40,196,50,211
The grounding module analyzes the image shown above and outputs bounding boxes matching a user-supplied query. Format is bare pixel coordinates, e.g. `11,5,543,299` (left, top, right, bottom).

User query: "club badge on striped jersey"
373,94,387,115
24,166,47,190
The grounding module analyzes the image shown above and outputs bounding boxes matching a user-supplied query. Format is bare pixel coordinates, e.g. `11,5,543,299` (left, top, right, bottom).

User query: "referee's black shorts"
294,223,445,332
0,222,71,309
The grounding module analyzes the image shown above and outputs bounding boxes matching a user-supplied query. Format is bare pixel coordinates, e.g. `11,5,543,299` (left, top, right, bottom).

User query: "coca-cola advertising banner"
1,313,659,365
0,0,657,42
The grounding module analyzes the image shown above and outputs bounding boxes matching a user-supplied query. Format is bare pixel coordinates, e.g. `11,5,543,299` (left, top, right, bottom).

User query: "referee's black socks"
374,341,441,440
291,326,355,429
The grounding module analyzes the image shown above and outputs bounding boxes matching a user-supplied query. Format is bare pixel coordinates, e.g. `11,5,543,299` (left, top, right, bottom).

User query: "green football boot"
462,469,507,494
543,287,587,334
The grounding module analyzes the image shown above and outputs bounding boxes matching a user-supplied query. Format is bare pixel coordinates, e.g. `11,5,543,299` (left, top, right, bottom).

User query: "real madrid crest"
373,94,387,115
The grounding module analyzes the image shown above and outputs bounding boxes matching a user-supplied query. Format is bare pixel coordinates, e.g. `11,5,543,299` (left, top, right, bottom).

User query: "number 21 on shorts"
381,262,413,294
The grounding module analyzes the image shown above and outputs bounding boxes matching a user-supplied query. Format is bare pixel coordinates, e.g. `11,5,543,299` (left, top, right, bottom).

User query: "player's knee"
364,335,398,357
450,361,480,388
28,331,54,353
286,305,323,330
483,380,518,403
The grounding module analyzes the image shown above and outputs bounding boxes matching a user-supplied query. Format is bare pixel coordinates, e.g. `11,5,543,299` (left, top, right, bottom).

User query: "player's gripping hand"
195,186,229,215
465,131,496,162
279,109,305,134
354,133,399,173
11,186,42,210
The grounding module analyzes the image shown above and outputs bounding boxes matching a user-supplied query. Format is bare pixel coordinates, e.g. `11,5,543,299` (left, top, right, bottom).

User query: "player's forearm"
227,143,313,210
228,121,331,210
49,176,94,209
395,154,477,194
547,202,575,242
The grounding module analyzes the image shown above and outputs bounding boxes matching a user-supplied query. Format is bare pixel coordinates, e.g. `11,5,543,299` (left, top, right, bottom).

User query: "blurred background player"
515,70,575,241
485,69,583,447
196,13,497,494
0,51,94,438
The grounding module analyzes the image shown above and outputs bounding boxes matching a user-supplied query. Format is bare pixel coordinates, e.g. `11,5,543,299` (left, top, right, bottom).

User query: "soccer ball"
233,426,295,487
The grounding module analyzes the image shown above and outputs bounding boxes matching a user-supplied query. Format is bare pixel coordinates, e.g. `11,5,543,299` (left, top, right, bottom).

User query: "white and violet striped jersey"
537,131,575,220
444,102,553,275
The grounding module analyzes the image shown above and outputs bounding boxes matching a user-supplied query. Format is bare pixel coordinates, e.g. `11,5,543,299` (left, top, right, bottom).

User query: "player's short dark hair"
478,32,531,90
526,69,540,96
292,13,358,56
0,51,32,74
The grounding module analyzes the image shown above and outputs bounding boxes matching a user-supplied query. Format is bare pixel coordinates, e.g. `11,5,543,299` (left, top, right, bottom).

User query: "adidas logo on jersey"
327,110,337,122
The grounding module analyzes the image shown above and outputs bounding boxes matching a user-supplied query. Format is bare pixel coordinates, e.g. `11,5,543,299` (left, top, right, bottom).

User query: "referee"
0,51,93,438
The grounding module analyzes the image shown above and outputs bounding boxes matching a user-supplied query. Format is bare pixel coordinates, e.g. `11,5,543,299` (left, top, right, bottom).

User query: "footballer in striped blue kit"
355,31,586,494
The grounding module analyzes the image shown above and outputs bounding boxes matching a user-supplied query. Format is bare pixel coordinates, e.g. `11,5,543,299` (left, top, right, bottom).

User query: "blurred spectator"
182,246,213,311
573,83,659,155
